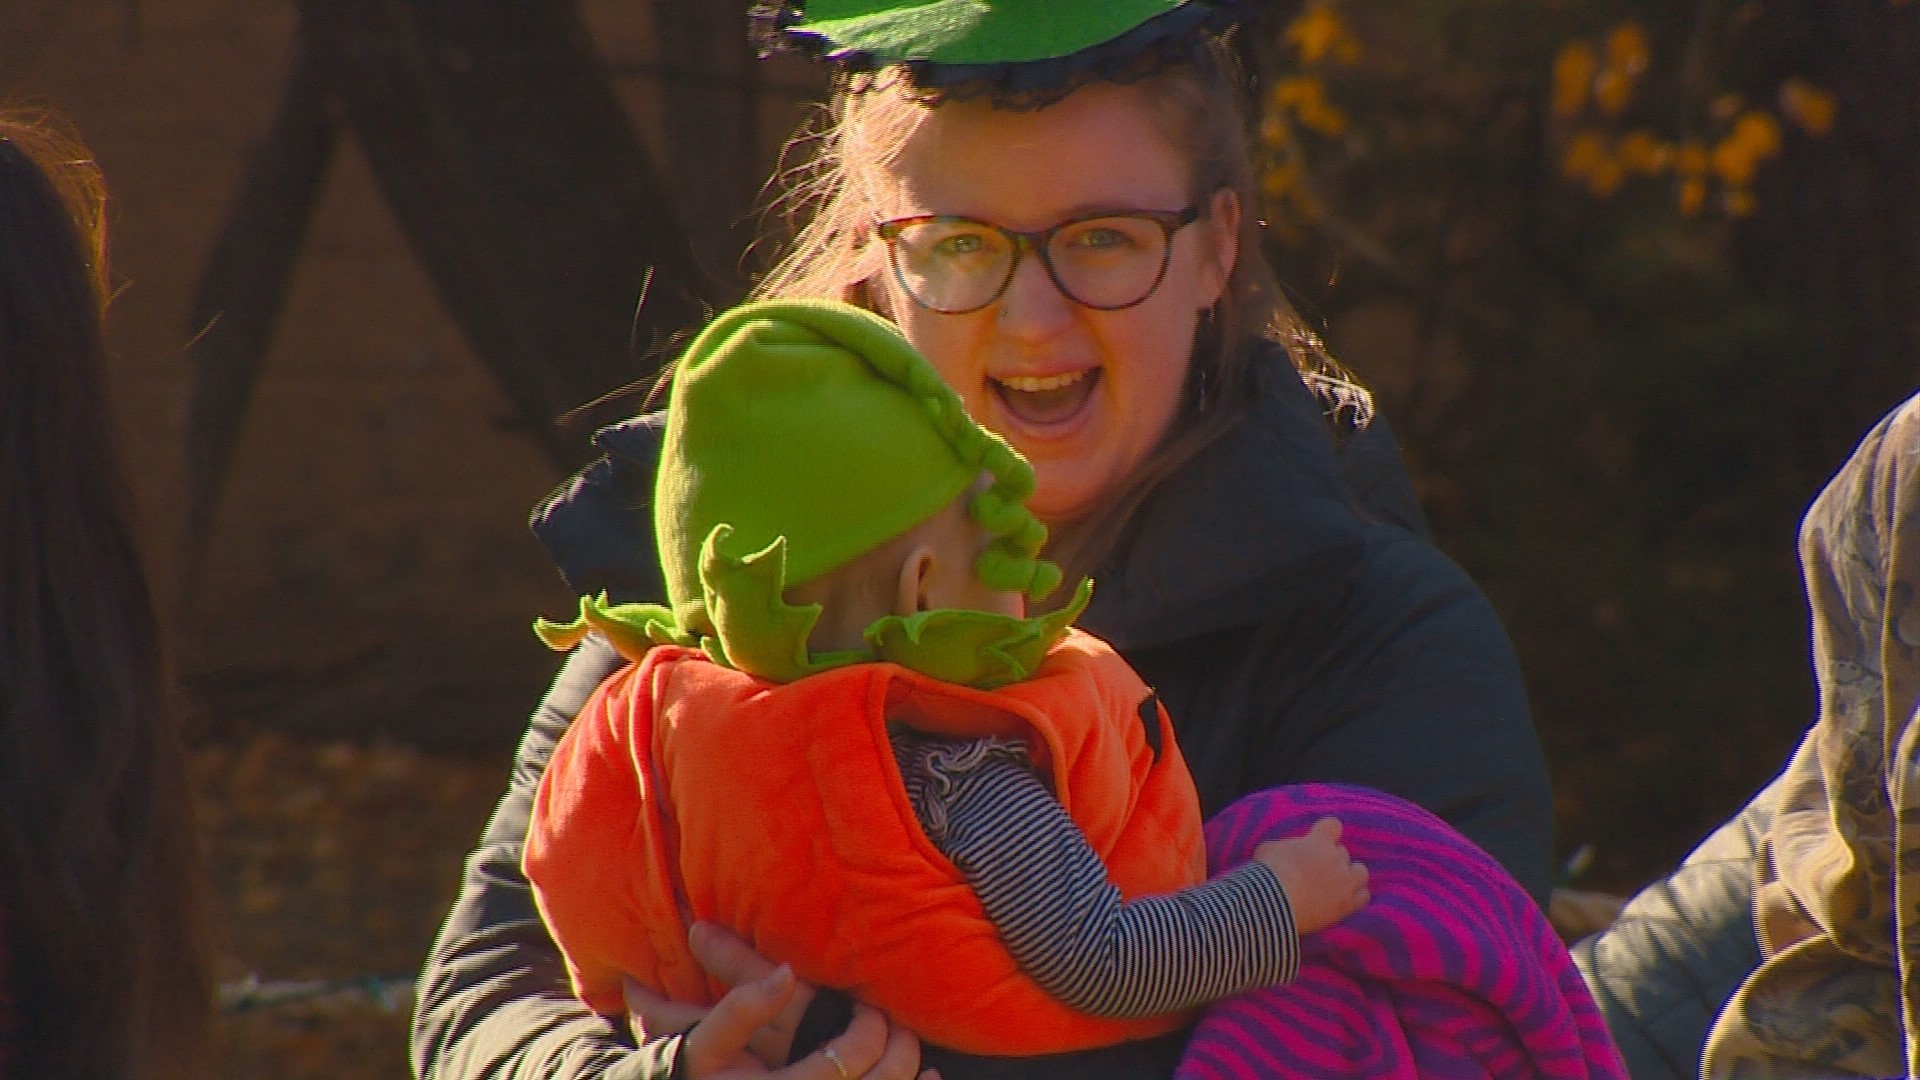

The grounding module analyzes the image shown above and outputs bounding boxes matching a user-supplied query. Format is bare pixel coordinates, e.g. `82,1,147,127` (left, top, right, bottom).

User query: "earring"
1194,304,1220,413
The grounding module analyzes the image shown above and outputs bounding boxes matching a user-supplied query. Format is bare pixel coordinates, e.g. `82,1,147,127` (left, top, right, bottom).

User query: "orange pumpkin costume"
524,627,1208,1055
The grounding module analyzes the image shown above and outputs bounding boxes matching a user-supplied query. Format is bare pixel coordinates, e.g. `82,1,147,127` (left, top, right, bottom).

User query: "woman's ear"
895,545,937,617
851,273,896,320
1198,187,1241,308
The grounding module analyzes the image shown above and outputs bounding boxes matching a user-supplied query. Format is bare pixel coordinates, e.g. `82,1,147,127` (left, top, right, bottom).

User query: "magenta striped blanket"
1177,784,1627,1080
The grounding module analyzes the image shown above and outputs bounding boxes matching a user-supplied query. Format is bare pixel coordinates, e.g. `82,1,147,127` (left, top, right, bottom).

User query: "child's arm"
900,738,1365,1019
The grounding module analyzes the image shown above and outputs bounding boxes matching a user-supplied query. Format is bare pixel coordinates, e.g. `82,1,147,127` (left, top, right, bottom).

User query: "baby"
524,299,1368,1057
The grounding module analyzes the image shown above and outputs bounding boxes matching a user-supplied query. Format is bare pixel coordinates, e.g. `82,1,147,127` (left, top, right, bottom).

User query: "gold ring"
822,1046,851,1080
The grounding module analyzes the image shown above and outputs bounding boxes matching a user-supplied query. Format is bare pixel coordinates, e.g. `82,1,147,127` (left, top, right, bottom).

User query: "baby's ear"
895,545,937,617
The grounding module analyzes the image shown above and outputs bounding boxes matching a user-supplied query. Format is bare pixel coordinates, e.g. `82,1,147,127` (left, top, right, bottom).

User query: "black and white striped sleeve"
895,735,1300,1019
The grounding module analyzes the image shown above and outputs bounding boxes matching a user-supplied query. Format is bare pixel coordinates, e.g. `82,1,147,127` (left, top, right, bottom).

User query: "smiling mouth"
991,369,1100,427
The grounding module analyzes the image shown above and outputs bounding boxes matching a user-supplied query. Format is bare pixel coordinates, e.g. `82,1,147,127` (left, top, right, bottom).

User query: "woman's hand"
626,923,813,1063
1255,816,1370,934
623,922,938,1079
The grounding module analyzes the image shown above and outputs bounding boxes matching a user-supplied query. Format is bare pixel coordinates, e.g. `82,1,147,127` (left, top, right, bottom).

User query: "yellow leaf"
1594,69,1634,118
1711,136,1758,187
1258,113,1288,147
1617,130,1671,175
1674,140,1710,178
1270,76,1346,138
1561,130,1608,180
1724,188,1758,217
1678,177,1708,216
1605,22,1650,77
1262,161,1300,198
1779,79,1837,137
1285,5,1360,66
1731,111,1783,158
1710,94,1744,122
1587,157,1626,198
1552,42,1597,119
1301,102,1349,139
1271,76,1325,113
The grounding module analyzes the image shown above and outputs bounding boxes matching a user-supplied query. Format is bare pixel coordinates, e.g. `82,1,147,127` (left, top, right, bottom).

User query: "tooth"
1000,371,1086,393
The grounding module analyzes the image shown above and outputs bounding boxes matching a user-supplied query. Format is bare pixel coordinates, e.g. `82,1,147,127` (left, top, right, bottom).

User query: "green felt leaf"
537,547,1093,691
533,592,696,663
865,577,1092,689
700,526,871,683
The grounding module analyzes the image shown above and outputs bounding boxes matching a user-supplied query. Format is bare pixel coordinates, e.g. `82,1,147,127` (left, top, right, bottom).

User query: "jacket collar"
1077,351,1368,652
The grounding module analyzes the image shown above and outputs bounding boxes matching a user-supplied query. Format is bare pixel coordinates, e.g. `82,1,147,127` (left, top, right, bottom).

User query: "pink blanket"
1178,785,1627,1079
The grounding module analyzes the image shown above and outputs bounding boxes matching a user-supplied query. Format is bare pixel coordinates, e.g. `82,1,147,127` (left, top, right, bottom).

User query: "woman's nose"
995,250,1075,339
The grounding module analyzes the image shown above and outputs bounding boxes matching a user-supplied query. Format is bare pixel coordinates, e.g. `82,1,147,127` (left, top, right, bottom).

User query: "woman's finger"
786,1004,891,1079
688,922,813,1065
682,965,798,1076
622,975,710,1039
690,921,777,982
853,1011,923,1080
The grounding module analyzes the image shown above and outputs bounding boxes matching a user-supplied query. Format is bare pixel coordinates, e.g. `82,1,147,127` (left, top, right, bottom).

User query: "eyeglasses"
874,204,1205,315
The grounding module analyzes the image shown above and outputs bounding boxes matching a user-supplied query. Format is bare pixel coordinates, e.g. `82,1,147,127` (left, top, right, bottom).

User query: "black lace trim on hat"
751,1,1246,111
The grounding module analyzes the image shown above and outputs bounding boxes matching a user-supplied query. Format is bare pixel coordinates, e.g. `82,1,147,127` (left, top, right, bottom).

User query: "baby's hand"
1253,817,1370,934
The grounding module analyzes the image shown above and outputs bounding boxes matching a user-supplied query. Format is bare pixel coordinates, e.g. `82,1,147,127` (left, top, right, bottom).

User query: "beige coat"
1705,396,1920,1078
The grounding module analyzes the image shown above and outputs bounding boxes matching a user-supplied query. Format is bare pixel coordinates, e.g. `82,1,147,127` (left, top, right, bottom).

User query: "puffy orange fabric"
525,627,1208,1055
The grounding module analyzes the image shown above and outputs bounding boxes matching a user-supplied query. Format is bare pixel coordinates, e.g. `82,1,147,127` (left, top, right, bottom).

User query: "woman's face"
867,82,1240,525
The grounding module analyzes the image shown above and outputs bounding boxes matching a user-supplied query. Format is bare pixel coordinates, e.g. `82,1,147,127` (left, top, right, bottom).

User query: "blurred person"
0,112,214,1079
1580,394,1920,1079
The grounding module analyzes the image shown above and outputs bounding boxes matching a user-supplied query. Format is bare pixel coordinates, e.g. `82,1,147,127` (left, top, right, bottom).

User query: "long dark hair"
0,111,213,1080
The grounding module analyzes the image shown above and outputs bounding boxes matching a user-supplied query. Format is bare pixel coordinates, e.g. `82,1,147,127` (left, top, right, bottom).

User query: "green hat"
537,299,1083,688
656,297,1057,612
751,1,1244,106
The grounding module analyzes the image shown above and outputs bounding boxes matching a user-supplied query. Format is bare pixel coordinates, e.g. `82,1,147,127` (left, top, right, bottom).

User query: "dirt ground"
197,734,508,1078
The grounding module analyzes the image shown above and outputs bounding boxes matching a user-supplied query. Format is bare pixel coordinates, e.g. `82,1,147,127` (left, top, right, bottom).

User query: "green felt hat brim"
792,0,1185,65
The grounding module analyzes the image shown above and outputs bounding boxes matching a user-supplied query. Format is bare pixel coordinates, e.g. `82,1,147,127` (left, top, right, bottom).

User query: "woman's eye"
933,232,989,257
1071,226,1135,250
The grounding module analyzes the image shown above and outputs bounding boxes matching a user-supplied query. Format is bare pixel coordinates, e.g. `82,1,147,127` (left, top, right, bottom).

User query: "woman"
412,4,1555,1078
0,114,214,1079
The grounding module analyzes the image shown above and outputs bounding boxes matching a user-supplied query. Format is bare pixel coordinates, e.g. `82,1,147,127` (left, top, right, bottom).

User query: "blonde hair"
751,38,1372,579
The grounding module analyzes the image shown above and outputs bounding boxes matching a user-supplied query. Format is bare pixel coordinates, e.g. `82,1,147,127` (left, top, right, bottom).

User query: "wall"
2,1,821,748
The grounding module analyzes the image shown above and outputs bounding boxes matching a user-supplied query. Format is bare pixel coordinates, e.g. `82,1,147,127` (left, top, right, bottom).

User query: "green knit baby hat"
654,299,1060,647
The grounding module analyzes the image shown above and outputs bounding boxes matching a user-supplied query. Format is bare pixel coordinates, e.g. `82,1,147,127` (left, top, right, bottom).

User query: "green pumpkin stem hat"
750,0,1247,108
536,298,1089,689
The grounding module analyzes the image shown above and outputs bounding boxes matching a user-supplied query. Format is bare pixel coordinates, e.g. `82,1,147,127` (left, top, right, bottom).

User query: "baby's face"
913,509,1027,619
906,475,1026,619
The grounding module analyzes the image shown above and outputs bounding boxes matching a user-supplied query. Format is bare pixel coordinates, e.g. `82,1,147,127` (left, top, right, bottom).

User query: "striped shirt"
892,732,1300,1019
